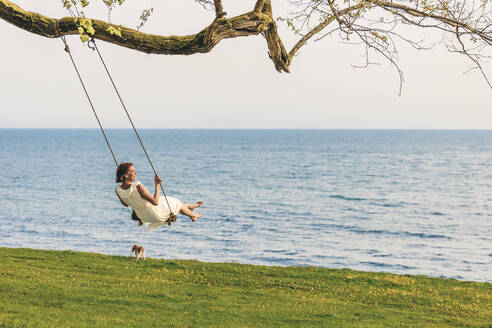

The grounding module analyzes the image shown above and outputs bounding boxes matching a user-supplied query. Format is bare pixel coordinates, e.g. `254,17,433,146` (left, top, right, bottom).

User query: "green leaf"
80,34,89,43
106,26,122,37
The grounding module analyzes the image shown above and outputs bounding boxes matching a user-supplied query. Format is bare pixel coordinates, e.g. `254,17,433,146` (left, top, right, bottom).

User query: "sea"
1,129,491,282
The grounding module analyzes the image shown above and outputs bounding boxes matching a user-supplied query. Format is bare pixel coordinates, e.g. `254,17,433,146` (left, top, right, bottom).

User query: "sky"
1,0,491,129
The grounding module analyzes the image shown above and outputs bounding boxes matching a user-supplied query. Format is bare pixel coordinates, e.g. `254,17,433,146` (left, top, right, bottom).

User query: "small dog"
131,244,145,260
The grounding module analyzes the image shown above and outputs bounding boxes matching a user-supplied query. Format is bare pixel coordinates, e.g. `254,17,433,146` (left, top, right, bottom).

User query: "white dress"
115,181,183,231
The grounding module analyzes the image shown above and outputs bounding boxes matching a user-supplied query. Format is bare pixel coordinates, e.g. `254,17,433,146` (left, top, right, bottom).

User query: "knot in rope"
61,35,70,53
88,37,96,51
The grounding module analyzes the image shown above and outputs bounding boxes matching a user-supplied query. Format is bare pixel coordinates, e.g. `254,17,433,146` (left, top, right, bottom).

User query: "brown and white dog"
131,244,145,260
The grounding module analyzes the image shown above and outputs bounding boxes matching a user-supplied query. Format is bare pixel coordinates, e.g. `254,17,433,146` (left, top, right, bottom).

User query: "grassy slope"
0,247,490,328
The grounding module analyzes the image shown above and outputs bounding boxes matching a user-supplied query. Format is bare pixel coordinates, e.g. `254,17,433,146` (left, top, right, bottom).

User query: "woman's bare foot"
190,201,203,210
191,213,203,222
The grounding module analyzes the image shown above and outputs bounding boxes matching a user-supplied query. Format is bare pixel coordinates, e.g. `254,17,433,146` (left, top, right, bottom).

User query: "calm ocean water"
1,129,491,282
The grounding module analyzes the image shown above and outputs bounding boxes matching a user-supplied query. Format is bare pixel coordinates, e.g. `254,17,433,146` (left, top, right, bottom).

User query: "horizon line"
1,127,492,131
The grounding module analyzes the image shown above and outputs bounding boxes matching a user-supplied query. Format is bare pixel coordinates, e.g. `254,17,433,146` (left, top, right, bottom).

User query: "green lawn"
0,247,490,327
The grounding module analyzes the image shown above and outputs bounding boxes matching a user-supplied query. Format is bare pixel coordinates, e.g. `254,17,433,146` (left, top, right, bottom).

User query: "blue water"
1,129,491,282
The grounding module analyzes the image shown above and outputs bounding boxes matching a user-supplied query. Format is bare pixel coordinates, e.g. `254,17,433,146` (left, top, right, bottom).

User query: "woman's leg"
179,205,203,221
181,201,203,212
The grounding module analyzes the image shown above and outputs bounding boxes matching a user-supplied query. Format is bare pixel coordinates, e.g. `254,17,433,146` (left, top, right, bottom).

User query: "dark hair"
116,162,133,183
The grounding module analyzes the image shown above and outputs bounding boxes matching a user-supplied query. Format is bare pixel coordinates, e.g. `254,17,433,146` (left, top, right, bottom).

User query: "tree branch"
284,0,491,88
374,0,492,44
0,0,290,72
288,3,365,60
213,0,226,18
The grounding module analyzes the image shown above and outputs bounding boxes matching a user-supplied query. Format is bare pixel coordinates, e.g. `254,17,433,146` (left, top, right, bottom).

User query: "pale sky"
1,0,491,129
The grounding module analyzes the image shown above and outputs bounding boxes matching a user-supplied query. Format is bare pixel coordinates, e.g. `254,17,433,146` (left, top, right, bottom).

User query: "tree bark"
0,0,290,72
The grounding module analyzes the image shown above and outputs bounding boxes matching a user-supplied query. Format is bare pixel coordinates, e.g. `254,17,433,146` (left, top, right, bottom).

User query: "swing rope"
61,35,118,167
60,35,176,223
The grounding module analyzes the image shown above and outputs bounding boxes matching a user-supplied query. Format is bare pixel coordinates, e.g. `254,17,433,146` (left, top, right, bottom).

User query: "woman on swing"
115,162,203,230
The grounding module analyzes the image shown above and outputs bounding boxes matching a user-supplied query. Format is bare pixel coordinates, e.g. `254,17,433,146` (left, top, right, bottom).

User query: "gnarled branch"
0,0,290,72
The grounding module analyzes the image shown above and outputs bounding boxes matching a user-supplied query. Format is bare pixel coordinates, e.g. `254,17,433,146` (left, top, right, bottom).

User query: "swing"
60,35,177,225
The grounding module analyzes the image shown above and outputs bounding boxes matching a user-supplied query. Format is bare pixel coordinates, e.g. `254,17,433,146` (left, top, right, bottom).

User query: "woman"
115,162,203,231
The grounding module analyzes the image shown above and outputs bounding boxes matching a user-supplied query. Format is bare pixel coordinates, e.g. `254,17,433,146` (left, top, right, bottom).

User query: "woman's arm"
137,175,162,206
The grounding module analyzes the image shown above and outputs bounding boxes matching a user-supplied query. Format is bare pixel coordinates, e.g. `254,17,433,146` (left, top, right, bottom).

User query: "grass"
0,247,490,327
